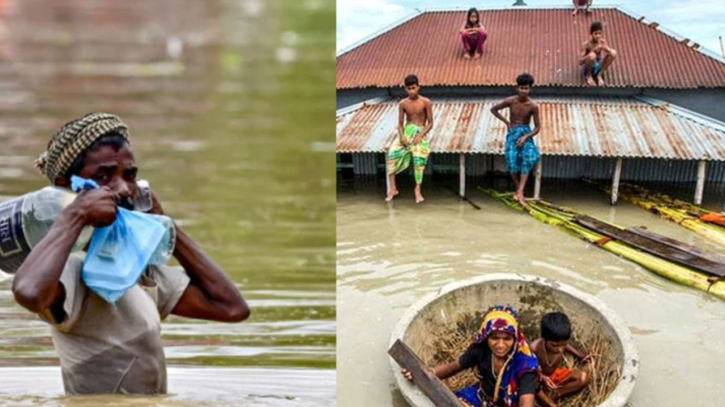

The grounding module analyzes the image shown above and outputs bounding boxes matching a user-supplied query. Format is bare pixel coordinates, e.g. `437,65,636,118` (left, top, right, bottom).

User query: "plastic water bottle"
133,180,153,213
0,180,175,274
0,187,93,274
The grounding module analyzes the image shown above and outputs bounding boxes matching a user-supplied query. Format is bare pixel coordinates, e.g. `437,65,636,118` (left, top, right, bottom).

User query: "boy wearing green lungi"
386,75,434,203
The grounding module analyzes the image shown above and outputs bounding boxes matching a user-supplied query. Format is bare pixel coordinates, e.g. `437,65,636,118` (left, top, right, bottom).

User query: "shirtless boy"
490,73,541,205
386,74,434,203
580,21,617,86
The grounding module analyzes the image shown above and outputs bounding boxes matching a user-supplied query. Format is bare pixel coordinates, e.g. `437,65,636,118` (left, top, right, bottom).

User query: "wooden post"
533,159,542,200
384,154,390,195
612,158,623,205
459,154,466,197
695,160,706,206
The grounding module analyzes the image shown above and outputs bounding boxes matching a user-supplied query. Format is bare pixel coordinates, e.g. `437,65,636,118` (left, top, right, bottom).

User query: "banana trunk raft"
583,179,725,248
480,188,725,301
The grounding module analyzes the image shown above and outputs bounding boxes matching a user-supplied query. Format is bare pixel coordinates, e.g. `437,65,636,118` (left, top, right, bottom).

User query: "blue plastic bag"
71,176,174,304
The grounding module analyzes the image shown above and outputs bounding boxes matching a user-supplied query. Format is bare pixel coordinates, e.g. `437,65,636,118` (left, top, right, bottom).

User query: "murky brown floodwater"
337,177,725,407
0,0,335,405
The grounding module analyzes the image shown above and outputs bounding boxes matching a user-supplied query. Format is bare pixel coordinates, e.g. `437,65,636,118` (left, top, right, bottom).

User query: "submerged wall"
339,153,725,183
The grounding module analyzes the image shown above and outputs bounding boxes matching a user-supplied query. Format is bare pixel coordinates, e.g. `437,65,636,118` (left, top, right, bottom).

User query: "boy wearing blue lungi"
491,73,541,206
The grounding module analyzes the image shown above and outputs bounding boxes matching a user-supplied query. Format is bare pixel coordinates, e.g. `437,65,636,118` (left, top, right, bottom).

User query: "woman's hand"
401,368,414,382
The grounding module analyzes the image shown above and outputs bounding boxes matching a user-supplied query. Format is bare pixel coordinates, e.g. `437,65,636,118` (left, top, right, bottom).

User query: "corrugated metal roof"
336,8,725,90
336,96,725,160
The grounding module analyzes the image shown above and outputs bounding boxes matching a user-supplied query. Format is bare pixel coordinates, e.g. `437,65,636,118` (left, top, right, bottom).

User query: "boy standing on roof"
386,74,433,204
580,21,618,86
491,73,541,206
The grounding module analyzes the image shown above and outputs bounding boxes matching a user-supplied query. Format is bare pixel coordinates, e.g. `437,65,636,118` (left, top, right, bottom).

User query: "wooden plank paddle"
388,339,461,407
627,226,725,266
575,215,725,277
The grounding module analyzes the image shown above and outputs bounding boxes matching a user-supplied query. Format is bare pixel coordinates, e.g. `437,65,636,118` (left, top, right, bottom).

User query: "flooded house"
335,6,725,205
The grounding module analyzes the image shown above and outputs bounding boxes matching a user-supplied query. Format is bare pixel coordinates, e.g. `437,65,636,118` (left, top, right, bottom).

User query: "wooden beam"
459,154,466,197
388,339,461,407
576,216,725,277
695,160,706,206
533,159,542,200
612,158,623,205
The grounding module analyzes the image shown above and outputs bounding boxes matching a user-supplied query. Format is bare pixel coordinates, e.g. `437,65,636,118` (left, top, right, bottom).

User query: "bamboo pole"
385,162,391,195
695,160,706,206
611,158,622,205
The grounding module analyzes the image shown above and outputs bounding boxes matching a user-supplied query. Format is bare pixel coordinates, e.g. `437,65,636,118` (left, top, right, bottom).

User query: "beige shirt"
40,253,190,395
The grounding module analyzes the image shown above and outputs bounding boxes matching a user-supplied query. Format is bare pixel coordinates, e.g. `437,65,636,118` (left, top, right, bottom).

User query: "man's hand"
70,187,118,227
516,135,530,148
401,137,411,147
412,136,424,145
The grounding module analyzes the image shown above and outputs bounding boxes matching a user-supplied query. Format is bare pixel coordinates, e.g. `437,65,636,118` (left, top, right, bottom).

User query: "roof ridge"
336,10,422,58
337,5,724,65
419,5,622,12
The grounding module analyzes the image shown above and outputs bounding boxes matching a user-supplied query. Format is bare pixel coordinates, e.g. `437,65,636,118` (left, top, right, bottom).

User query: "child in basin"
531,312,592,407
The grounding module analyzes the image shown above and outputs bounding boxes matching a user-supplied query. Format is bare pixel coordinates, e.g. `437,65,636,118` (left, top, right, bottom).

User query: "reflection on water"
0,367,334,407
337,177,725,407
0,0,335,405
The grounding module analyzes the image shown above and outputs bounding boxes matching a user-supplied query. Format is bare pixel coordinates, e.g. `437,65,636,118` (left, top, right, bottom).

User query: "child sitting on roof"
531,312,592,407
460,8,487,60
580,21,617,86
572,0,593,16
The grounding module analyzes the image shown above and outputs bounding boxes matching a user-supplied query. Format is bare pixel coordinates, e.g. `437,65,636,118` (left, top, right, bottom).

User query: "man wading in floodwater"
12,113,250,395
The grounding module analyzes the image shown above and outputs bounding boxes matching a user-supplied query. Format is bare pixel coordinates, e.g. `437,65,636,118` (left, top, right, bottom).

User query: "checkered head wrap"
35,113,130,183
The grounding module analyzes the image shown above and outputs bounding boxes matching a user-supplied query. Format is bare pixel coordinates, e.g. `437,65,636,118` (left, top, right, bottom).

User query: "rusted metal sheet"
337,8,725,90
336,96,725,160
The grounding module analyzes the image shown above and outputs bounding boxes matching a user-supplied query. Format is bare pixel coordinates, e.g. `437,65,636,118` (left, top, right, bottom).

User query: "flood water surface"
0,0,335,405
337,178,725,407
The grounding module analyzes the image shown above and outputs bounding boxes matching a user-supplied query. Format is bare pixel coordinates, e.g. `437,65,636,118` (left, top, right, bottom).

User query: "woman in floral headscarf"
402,305,539,407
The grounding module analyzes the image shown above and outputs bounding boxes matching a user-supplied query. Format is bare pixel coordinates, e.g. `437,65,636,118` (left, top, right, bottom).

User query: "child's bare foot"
572,9,578,16
385,188,399,202
596,76,605,86
515,192,528,206
463,52,471,60
414,188,425,203
586,75,596,86
473,52,482,59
